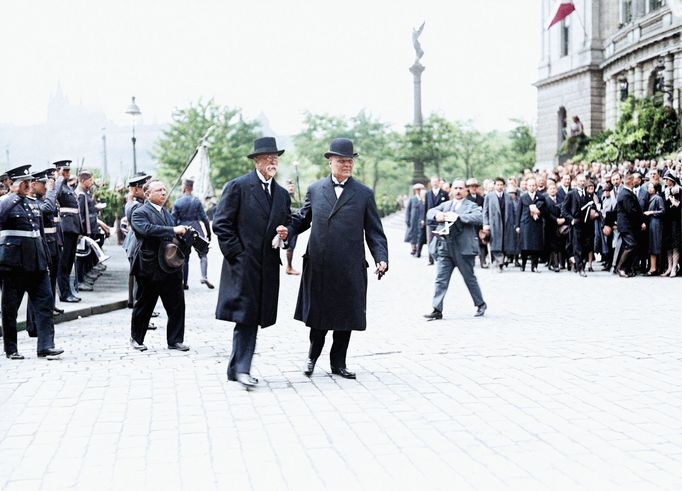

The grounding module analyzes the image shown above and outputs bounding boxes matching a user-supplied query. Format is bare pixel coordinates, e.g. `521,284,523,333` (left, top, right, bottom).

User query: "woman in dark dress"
584,181,599,272
543,181,567,272
645,182,664,275
662,172,681,277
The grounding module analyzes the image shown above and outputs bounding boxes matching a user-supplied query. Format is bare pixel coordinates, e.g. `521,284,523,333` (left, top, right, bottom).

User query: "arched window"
619,79,629,101
557,107,567,148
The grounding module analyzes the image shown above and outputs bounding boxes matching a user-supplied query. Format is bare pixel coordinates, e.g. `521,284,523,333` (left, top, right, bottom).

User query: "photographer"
129,179,190,352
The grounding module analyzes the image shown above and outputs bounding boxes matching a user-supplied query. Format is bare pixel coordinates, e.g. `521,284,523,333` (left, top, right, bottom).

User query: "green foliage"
93,184,127,225
577,96,679,162
508,119,537,169
151,99,261,192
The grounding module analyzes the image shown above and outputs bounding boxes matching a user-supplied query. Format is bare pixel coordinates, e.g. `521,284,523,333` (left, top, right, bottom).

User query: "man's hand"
174,226,187,236
641,223,647,231
376,261,387,273
276,225,288,241
443,211,458,222
435,211,445,222
46,178,55,191
557,218,566,225
515,227,520,233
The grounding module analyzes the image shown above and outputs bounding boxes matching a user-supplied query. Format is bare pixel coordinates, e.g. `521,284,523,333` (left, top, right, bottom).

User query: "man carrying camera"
129,179,190,352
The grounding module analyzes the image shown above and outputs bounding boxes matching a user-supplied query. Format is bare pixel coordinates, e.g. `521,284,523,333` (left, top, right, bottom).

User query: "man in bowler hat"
281,138,388,380
213,137,291,388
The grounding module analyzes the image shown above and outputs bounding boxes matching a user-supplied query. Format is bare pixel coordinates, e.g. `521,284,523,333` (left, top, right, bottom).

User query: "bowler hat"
6,164,33,182
247,137,285,159
324,138,358,159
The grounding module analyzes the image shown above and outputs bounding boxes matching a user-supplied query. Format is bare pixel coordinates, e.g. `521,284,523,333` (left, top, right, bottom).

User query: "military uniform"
0,165,62,359
123,173,151,308
75,182,99,289
171,188,212,288
26,169,61,336
55,163,82,302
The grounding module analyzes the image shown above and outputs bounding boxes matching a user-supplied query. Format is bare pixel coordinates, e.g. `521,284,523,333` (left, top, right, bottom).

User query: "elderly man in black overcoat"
515,177,545,272
213,137,291,388
281,138,388,380
615,172,646,277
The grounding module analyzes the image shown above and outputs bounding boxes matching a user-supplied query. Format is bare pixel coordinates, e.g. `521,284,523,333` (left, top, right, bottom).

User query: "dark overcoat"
212,170,291,328
616,188,645,235
482,192,516,254
516,192,545,252
404,195,422,243
288,176,388,332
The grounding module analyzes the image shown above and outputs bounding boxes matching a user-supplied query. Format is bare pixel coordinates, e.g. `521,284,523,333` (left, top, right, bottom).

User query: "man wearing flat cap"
75,171,98,292
123,173,152,308
213,137,292,388
0,165,63,359
172,178,213,290
54,160,82,303
281,138,388,380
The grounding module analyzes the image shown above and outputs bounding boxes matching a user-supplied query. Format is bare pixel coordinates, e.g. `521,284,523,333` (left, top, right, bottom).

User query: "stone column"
606,76,618,129
664,54,674,108
409,61,426,183
634,64,644,98
674,52,682,111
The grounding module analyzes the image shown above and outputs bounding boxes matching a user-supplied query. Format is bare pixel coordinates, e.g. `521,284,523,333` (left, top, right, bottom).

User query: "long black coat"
616,188,645,235
213,170,291,328
516,192,545,252
404,195,422,243
288,176,388,332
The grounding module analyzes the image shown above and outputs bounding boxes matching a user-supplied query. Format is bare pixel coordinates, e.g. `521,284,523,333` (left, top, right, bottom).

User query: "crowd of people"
405,159,682,278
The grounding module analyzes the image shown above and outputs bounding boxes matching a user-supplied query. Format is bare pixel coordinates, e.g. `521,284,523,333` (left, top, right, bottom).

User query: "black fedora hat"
324,138,358,159
158,239,188,274
247,137,285,159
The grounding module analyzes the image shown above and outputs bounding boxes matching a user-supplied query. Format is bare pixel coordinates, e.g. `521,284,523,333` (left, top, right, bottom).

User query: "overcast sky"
0,0,539,134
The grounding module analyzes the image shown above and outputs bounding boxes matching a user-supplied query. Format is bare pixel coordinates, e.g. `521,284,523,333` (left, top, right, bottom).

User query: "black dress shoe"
423,309,442,321
37,348,64,358
147,323,157,330
331,367,356,379
304,358,317,377
53,307,64,315
61,296,81,303
130,339,147,351
78,283,94,292
200,279,215,289
475,303,487,317
183,284,189,290
6,352,24,360
234,373,257,388
168,343,190,351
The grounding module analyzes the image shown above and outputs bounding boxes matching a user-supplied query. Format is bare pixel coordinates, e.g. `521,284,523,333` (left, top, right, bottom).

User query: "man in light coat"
424,179,487,321
482,177,515,271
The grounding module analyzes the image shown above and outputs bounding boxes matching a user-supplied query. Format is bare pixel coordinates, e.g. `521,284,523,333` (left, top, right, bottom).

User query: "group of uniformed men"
0,160,103,360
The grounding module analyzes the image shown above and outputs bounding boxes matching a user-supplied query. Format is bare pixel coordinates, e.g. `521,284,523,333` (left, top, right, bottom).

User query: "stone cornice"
534,65,602,88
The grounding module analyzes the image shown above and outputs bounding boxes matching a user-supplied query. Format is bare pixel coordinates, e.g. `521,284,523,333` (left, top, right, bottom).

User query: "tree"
152,99,261,191
293,112,350,177
508,119,536,170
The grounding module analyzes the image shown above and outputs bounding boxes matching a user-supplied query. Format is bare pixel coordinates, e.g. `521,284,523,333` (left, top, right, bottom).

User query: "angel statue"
412,22,425,62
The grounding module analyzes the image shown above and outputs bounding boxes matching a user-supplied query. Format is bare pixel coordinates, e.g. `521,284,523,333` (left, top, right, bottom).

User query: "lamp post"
125,96,142,175
293,160,302,203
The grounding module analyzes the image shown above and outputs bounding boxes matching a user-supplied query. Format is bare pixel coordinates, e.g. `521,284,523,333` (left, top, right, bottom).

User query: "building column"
634,65,644,98
664,54,674,108
606,76,618,129
674,51,682,112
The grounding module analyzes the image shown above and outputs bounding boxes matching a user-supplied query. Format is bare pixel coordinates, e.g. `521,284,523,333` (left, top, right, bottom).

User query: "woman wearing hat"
662,171,681,276
644,182,665,275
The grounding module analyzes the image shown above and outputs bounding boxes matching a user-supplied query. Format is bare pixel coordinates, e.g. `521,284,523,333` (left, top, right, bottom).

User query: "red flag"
548,2,576,29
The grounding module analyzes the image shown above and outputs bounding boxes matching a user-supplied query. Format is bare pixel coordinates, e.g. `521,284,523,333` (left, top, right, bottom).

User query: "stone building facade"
536,0,682,168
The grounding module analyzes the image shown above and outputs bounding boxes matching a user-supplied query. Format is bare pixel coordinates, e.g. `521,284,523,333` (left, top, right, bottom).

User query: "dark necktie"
262,182,272,207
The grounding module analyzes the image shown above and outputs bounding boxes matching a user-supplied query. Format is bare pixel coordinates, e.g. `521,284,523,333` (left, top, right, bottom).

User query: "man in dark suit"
283,138,388,380
424,176,449,265
632,172,650,273
130,180,190,352
561,173,593,277
615,172,646,277
54,160,82,303
557,174,571,205
213,137,291,388
515,177,545,272
423,179,487,320
123,173,151,308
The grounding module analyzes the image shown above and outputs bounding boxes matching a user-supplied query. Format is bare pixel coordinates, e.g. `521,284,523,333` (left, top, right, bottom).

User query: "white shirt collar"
495,191,503,198
256,169,272,184
528,192,535,200
331,175,348,185
150,202,163,213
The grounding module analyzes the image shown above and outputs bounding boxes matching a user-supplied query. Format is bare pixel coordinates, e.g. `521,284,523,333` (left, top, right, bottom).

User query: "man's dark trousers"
131,273,185,345
58,232,78,299
308,329,352,368
2,271,55,354
227,324,259,377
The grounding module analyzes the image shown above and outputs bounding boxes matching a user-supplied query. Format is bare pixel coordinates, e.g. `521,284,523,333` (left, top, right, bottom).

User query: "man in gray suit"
424,179,487,321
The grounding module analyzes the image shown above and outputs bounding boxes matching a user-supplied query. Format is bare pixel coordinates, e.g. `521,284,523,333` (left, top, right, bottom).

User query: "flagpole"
167,126,215,199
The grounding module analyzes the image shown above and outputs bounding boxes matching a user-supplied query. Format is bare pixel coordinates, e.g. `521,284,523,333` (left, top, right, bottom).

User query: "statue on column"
412,22,425,63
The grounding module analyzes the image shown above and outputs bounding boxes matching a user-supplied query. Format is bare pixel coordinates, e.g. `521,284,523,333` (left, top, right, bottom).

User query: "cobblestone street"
1,214,681,490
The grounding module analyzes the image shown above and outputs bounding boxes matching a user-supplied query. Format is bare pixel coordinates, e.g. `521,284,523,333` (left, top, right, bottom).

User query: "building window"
561,17,570,57
558,107,567,148
619,79,629,101
621,0,633,24
649,0,664,12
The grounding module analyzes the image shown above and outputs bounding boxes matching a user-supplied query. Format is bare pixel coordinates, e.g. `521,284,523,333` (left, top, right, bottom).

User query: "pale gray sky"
0,0,539,134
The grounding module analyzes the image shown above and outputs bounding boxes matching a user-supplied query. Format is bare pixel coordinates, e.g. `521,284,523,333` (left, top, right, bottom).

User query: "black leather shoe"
579,270,587,277
147,323,157,330
331,367,356,379
6,352,24,360
79,283,94,292
168,343,190,351
183,284,189,290
200,279,215,289
423,309,442,321
53,307,64,315
304,358,317,377
61,296,81,303
37,348,64,358
130,339,147,351
151,311,160,318
234,372,257,388
475,303,487,317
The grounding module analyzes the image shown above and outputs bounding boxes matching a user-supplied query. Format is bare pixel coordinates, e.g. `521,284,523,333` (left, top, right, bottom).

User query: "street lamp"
125,96,142,175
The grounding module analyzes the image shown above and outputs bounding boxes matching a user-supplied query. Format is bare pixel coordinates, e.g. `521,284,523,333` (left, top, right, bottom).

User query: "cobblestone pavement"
1,214,681,490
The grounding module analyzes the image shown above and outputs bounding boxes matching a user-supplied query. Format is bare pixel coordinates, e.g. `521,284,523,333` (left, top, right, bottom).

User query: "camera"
178,226,210,255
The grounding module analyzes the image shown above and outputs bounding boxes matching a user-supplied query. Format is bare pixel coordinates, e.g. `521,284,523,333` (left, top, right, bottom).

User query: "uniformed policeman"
26,168,61,337
0,165,63,359
54,160,82,303
123,173,151,308
171,178,213,289
75,171,99,292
